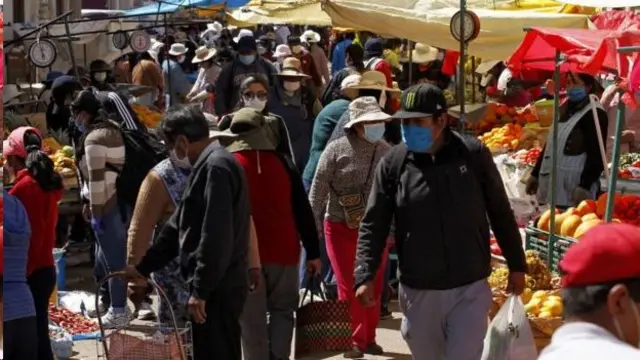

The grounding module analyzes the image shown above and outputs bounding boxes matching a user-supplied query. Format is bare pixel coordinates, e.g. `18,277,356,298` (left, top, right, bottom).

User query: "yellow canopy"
226,0,332,26
323,0,591,60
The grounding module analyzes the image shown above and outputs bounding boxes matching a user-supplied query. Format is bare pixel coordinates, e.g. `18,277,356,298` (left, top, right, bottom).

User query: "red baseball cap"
560,223,640,288
2,126,42,158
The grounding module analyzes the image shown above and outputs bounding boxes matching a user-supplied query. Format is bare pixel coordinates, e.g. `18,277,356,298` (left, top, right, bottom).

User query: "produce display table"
600,177,640,195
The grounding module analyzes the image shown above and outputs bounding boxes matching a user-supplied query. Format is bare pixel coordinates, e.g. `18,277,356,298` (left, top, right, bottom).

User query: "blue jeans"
94,206,131,309
381,255,391,308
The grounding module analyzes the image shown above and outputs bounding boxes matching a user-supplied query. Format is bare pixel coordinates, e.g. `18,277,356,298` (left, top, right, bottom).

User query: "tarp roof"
323,0,590,60
506,27,640,77
124,0,249,16
227,0,331,26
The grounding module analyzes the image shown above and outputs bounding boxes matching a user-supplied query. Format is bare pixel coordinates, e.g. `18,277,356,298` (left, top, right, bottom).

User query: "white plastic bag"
481,295,538,360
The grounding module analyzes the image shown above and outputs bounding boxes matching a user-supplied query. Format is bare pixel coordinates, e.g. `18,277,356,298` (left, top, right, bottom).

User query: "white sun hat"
344,96,392,128
274,44,292,58
168,43,188,56
300,30,321,44
234,29,254,43
192,46,217,64
340,73,362,90
411,43,440,64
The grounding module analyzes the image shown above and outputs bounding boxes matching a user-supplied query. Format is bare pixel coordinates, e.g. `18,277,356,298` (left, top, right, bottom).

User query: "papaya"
560,215,582,238
573,219,604,239
575,200,597,216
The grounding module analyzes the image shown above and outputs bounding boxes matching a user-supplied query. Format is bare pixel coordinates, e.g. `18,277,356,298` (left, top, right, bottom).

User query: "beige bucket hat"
343,70,400,98
277,57,310,79
412,43,440,64
344,96,392,128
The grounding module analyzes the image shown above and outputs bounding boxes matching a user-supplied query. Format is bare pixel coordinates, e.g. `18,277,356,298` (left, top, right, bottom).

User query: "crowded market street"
2,1,640,360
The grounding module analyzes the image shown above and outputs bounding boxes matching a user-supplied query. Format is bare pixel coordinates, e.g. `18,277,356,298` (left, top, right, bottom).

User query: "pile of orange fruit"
131,104,163,128
478,123,524,153
470,102,539,134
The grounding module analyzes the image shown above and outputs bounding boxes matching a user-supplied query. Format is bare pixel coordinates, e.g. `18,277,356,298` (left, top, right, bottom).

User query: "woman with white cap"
309,96,392,358
162,43,192,106
302,30,330,85
273,44,292,73
186,46,220,114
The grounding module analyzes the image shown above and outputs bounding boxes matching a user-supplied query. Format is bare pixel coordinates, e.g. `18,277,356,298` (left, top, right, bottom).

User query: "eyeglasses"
243,92,268,101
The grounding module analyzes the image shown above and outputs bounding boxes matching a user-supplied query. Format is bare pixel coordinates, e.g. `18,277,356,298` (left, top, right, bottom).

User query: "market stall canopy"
556,0,640,6
506,27,640,78
323,0,591,60
591,10,640,31
124,0,250,16
227,0,332,26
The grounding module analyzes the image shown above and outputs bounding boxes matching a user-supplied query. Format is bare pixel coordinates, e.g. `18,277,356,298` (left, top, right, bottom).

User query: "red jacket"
234,151,301,265
9,169,63,274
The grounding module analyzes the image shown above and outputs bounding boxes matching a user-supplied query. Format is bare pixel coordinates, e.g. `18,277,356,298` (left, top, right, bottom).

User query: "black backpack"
104,123,168,218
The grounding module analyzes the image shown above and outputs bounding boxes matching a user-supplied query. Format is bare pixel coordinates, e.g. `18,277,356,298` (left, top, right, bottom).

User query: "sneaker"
380,307,392,320
88,302,109,318
343,346,364,359
97,309,130,329
136,302,156,321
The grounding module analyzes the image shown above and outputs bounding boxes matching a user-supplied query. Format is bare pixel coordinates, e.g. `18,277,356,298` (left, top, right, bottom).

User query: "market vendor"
494,68,533,107
539,223,640,360
601,80,640,159
89,60,115,92
4,126,64,360
527,73,609,208
47,75,82,132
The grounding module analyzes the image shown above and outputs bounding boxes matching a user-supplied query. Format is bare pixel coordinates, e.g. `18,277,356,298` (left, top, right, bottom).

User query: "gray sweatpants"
241,264,299,360
399,279,492,360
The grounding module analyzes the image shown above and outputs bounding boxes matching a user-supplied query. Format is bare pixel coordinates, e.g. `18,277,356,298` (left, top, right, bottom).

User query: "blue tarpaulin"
124,0,250,17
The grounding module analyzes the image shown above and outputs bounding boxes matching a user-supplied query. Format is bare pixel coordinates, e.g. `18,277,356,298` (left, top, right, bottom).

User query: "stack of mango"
131,103,163,128
469,102,540,134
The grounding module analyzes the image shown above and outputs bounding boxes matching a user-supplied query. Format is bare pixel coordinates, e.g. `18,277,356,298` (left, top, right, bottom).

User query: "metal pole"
605,99,626,222
458,0,466,119
617,46,640,54
164,13,172,107
548,49,561,267
3,11,73,47
471,56,476,103
63,14,81,80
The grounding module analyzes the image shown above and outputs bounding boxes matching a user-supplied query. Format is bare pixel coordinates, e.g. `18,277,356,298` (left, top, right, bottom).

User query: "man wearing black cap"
47,75,83,132
354,83,527,359
214,36,277,116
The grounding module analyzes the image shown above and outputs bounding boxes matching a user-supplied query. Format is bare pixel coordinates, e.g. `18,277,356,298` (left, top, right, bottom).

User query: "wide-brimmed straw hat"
277,57,310,79
168,43,188,56
4,84,25,104
344,96,392,128
343,70,400,98
300,30,321,44
192,46,217,64
412,43,440,64
223,108,275,152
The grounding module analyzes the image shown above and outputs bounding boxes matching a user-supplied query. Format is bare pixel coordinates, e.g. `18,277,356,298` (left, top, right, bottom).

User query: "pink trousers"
324,220,388,349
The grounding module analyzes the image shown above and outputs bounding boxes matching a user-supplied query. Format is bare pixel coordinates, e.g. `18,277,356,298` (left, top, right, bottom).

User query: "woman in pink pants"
309,96,392,358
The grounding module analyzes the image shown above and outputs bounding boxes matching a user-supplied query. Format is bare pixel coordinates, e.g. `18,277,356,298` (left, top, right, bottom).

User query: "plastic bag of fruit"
481,295,537,360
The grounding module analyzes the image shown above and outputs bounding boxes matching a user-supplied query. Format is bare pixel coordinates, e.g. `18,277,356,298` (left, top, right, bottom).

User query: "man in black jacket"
124,106,250,360
354,84,527,359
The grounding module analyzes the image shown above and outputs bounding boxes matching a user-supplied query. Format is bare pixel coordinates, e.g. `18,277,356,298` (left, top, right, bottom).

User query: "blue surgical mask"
74,117,86,133
363,123,385,143
239,55,256,65
401,124,434,153
567,86,587,102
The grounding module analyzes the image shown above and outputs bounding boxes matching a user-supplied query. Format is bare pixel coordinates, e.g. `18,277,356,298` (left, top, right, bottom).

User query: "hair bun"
25,144,41,153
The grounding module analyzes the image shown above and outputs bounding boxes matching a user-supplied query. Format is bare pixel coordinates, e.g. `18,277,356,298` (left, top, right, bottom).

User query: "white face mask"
170,148,192,169
244,97,267,111
283,81,301,93
94,72,107,82
612,298,640,348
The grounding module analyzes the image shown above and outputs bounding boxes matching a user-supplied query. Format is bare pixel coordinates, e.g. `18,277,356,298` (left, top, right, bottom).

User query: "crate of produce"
525,226,577,272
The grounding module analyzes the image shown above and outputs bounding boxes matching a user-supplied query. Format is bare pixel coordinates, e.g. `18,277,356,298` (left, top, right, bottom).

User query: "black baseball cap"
237,36,257,54
71,89,102,115
394,83,448,119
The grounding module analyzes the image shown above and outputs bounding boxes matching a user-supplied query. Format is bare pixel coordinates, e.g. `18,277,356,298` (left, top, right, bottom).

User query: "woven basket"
532,327,552,353
528,316,563,337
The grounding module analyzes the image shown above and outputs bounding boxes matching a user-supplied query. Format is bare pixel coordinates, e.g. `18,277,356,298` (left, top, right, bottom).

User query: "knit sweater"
80,127,125,217
302,98,350,185
127,170,261,269
309,134,390,233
